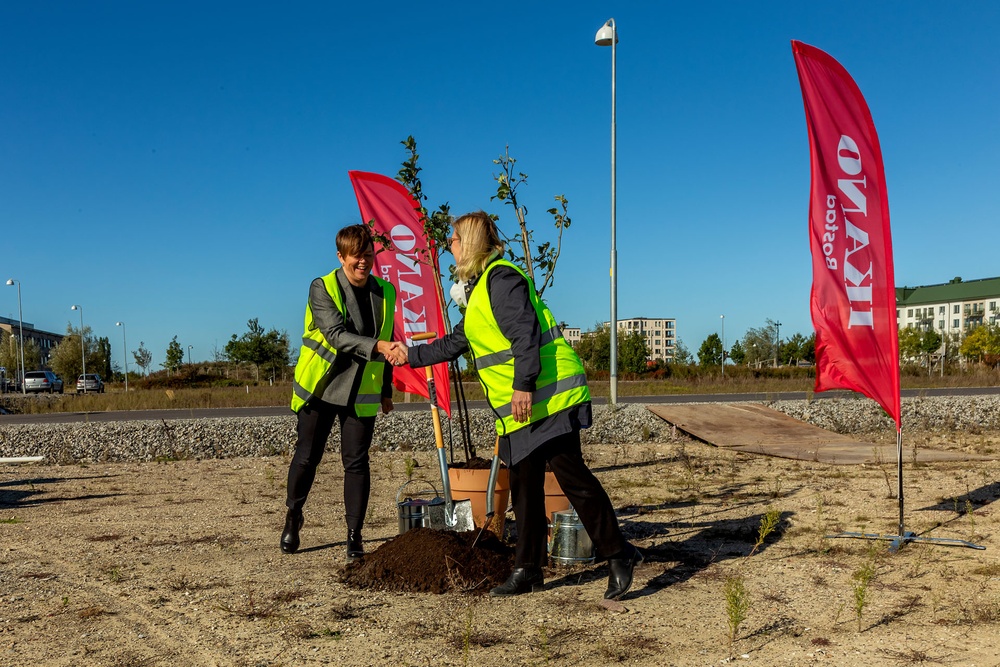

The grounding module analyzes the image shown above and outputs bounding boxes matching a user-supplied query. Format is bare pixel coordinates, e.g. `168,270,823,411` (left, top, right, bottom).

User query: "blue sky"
3,2,998,372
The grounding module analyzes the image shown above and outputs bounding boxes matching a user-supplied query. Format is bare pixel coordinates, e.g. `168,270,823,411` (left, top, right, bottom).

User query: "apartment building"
0,316,64,367
896,276,1000,336
603,317,677,362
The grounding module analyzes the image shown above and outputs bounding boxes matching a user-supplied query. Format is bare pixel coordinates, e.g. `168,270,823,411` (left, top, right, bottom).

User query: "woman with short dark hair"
282,224,399,562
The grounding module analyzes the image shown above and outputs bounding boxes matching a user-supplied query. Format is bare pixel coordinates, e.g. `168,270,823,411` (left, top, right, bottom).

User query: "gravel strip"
1,396,997,464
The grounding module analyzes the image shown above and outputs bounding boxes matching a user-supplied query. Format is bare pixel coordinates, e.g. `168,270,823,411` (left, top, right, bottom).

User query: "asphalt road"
2,386,999,425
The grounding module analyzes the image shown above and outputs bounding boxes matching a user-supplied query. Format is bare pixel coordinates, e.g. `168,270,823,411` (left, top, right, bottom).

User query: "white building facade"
560,326,581,346
896,276,1000,336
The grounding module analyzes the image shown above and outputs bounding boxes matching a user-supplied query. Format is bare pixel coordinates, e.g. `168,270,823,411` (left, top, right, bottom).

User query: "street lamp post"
187,345,193,366
71,305,86,392
774,320,782,368
116,321,128,393
595,17,618,406
5,279,25,394
720,315,725,376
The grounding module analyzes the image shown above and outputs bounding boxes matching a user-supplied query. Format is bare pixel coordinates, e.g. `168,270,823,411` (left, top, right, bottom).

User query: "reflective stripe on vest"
464,259,590,435
290,270,395,415
474,325,562,370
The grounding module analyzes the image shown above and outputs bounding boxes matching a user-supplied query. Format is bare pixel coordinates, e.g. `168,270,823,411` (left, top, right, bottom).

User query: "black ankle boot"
489,567,544,597
605,545,643,600
346,529,364,562
280,510,304,554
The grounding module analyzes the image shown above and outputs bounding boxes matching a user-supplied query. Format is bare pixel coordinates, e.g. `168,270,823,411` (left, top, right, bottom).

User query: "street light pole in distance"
720,314,725,377
71,305,86,392
6,279,25,394
116,321,128,393
595,17,619,406
774,320,782,368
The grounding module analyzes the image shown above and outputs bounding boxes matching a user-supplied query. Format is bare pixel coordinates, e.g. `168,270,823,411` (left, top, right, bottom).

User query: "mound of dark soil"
341,528,514,594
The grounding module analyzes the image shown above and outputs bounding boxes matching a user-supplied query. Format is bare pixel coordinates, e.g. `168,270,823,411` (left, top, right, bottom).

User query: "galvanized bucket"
396,479,446,534
548,507,595,565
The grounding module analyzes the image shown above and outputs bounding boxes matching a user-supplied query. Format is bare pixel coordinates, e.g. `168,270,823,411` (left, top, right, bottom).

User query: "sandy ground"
3,426,1000,667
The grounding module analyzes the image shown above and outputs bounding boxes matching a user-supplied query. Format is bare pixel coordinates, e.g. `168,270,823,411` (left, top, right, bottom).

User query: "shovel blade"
447,499,476,532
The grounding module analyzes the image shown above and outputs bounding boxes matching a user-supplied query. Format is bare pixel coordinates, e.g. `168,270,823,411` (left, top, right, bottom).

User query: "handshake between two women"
377,340,409,367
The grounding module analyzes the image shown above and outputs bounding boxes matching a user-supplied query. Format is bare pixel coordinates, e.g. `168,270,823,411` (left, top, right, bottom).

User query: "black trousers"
509,429,627,568
286,400,376,533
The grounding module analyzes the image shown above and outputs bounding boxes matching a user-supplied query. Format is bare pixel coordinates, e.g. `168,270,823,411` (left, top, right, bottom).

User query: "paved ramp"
647,403,992,465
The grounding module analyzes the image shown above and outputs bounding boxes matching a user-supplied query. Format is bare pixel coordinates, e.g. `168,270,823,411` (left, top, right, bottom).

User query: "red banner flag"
792,40,900,429
348,170,451,417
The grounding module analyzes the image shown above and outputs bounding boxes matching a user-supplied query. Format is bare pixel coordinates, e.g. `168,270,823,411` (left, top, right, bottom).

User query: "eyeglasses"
446,236,461,250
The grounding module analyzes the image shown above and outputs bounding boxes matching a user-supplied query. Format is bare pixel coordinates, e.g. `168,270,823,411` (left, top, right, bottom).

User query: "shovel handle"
485,436,501,517
413,332,458,525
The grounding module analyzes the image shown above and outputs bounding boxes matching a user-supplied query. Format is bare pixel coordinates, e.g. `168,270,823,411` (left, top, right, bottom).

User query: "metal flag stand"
826,428,985,552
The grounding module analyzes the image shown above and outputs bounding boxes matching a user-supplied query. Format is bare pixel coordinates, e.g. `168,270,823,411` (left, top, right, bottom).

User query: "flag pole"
896,426,904,538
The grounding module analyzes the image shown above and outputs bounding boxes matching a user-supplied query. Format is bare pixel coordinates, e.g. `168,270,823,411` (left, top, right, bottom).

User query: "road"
2,386,999,425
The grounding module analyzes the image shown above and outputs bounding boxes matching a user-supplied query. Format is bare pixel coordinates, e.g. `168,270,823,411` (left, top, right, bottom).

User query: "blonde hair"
452,211,505,281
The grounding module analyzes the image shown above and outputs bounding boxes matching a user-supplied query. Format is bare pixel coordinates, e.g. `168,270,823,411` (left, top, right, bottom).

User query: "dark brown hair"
336,224,374,257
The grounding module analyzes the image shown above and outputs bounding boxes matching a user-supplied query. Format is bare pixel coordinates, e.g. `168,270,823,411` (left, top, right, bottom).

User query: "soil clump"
341,528,514,594
341,527,514,594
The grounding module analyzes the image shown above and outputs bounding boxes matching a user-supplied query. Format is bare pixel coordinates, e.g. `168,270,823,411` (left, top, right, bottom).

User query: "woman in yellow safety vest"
399,211,643,601
282,224,398,562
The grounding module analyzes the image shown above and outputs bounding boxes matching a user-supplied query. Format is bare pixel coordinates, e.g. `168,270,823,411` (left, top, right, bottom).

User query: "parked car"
23,370,64,394
76,373,105,393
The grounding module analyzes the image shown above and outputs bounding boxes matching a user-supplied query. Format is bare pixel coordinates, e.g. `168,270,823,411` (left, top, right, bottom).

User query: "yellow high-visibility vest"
464,259,589,435
290,270,395,415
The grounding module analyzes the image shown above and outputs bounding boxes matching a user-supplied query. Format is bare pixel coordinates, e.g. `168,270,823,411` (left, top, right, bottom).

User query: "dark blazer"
308,269,393,407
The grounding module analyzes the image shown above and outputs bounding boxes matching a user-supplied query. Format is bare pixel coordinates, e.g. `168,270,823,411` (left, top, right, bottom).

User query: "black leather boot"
280,510,304,554
489,567,545,597
346,529,364,562
604,546,643,600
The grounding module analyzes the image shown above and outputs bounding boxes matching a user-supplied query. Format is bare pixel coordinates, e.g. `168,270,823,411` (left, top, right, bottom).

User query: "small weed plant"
746,508,782,560
724,574,750,654
852,559,876,631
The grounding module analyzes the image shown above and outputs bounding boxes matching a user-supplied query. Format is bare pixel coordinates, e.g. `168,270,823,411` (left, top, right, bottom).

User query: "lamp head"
5,279,14,286
595,19,617,46
116,321,123,327
71,305,79,311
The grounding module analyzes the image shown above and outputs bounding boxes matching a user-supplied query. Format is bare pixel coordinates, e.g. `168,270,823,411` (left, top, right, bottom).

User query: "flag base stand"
825,530,984,553
823,431,985,553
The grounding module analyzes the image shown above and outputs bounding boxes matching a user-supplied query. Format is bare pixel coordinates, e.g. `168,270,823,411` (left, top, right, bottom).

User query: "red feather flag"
349,170,451,417
792,40,900,429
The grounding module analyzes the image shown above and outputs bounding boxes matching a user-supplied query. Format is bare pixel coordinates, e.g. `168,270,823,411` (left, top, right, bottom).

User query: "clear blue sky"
3,2,998,372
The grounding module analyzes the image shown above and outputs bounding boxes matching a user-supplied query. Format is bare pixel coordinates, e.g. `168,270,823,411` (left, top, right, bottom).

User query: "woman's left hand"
511,389,532,423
